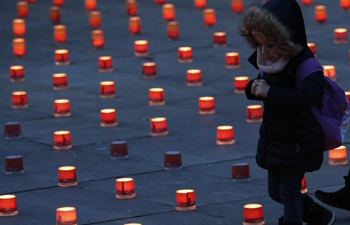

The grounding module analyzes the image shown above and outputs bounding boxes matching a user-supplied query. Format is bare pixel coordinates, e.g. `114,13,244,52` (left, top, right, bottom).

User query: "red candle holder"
134,40,149,57
301,174,308,194
53,0,64,7
54,99,71,117
334,28,348,44
100,81,116,98
323,65,336,81
54,25,67,43
10,65,24,82
187,69,202,86
17,2,28,18
178,47,193,63
315,5,327,23
217,125,235,145
175,189,196,211
50,6,61,23
26,0,36,3
5,155,24,174
100,109,118,127
126,0,138,16
55,49,70,65
243,204,264,225
163,4,175,21
54,131,72,150
234,76,249,94
142,62,157,78
232,163,250,182
110,141,128,159
346,91,350,104
98,56,113,72
13,38,26,57
56,207,77,225
129,17,141,35
164,151,182,170
199,96,215,114
85,0,97,11
53,73,68,90
0,195,18,217
302,0,312,5
149,88,165,106
155,0,166,4
203,9,216,26
58,166,78,187
116,178,136,199
194,0,206,9
341,0,350,9
232,0,243,13
4,122,22,140
307,43,316,57
226,52,240,68
213,32,226,47
13,19,26,37
167,21,179,39
12,91,28,109
246,105,263,123
89,11,101,28
329,145,348,165
92,30,104,48
151,117,168,136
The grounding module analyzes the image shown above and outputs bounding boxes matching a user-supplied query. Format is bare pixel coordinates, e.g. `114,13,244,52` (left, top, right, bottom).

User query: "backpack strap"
295,58,323,83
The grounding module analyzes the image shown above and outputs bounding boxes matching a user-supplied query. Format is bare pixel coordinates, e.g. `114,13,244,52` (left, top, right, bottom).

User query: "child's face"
252,30,281,62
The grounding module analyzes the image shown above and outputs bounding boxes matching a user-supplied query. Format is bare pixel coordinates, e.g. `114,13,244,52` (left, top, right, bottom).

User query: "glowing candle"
50,6,61,23
100,81,116,98
149,88,165,105
346,92,350,103
54,131,72,150
163,4,175,21
85,0,97,11
54,25,67,43
56,207,77,225
243,204,264,225
0,195,18,216
98,56,113,72
5,155,24,174
341,0,350,9
92,30,104,48
12,91,28,109
110,141,128,159
194,0,206,9
53,73,68,90
167,21,179,39
199,96,215,114
187,69,202,86
307,43,316,57
175,189,196,211
164,151,182,170
334,28,348,44
234,76,249,94
232,0,243,13
53,0,64,7
126,0,138,16
203,9,216,26
13,38,26,57
155,0,166,4
13,19,26,37
232,163,250,182
134,40,149,57
116,178,136,199
301,174,307,194
10,65,24,82
213,32,226,46
323,65,336,81
315,5,327,23
329,145,348,165
129,17,141,34
4,122,22,140
217,126,235,145
26,0,36,3
142,62,157,78
302,0,312,5
151,117,168,136
226,52,240,68
54,99,71,117
55,49,70,65
89,11,101,28
246,105,263,123
100,109,117,127
17,2,28,18
178,47,193,63
58,166,77,187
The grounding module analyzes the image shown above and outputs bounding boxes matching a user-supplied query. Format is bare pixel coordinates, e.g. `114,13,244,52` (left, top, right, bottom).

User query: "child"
240,0,336,224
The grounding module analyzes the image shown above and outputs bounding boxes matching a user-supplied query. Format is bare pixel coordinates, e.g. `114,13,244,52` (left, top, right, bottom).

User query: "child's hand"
255,80,270,98
251,80,260,95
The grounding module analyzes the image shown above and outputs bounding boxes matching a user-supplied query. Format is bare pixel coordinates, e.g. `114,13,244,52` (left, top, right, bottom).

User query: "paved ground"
1,0,350,224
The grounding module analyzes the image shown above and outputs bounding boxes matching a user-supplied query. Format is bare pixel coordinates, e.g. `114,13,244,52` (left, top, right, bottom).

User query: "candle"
54,25,67,43
100,109,118,127
53,0,64,7
4,122,22,140
12,91,28,109
134,40,149,57
115,178,136,199
163,4,175,21
100,81,116,98
50,6,61,23
301,174,308,194
92,30,104,48
302,0,312,5
334,28,348,44
307,43,316,57
54,131,72,150
54,99,71,117
0,195,18,216
226,52,240,68
53,73,68,90
178,47,193,63
26,0,36,3
164,151,182,170
126,0,138,16
56,207,77,225
203,9,216,26
315,5,327,23
129,17,141,34
5,155,24,174
341,0,350,9
150,117,168,136
175,189,196,211
58,166,77,187
243,204,264,225
323,65,336,81
232,0,243,13
187,69,202,86
13,19,26,37
17,2,28,18
232,163,250,182
142,62,157,78
216,125,235,145
10,65,24,82
346,92,350,104
155,0,166,4
85,0,97,11
110,141,128,159
13,38,26,57
246,105,263,123
213,32,226,47
329,145,348,165
149,88,165,106
234,76,249,94
89,11,101,28
198,96,215,114
194,0,206,9
55,49,70,65
98,56,113,72
167,21,179,39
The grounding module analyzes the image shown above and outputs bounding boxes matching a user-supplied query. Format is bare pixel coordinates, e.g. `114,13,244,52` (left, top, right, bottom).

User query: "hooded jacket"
241,0,324,172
